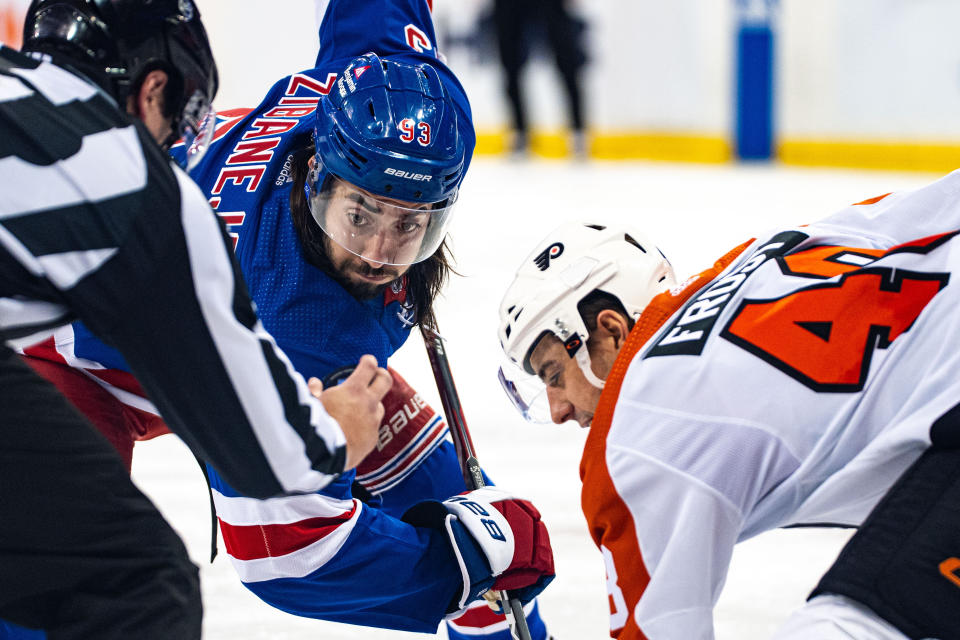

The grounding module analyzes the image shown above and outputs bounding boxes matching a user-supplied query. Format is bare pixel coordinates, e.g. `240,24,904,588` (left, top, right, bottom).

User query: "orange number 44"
722,268,948,392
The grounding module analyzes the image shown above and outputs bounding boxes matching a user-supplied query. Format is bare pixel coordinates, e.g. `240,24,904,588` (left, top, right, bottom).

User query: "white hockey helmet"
497,222,676,422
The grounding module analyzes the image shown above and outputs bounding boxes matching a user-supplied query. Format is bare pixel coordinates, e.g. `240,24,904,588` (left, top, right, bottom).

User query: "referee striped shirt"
0,46,347,499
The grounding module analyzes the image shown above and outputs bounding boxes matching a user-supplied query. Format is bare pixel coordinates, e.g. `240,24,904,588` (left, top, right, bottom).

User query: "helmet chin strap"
574,347,605,389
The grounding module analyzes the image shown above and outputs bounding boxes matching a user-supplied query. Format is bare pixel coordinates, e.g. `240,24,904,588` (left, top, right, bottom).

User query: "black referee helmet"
22,0,218,147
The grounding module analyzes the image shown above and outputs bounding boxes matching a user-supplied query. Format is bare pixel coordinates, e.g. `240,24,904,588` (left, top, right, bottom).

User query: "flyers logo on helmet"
533,243,564,271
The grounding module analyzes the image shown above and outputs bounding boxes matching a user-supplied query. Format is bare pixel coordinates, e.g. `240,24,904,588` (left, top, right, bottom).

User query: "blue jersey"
194,2,490,628
70,0,473,380
35,2,549,637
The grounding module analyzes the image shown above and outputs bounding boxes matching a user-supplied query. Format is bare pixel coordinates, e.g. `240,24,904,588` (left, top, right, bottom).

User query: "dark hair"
577,290,634,334
288,143,455,332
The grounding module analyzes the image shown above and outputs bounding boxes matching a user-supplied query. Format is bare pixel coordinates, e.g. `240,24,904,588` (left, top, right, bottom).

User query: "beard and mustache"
327,252,405,300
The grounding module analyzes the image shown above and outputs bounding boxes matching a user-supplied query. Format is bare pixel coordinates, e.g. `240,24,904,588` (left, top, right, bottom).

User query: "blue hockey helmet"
307,52,466,266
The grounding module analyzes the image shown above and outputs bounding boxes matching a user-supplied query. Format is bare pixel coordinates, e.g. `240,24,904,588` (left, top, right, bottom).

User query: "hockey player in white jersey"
496,176,960,639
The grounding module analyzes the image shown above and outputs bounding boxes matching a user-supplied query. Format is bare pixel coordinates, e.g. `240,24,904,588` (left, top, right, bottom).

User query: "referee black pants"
0,347,201,640
493,0,586,136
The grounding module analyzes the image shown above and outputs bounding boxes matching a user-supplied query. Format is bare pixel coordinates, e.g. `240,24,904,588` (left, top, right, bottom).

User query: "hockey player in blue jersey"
19,0,557,637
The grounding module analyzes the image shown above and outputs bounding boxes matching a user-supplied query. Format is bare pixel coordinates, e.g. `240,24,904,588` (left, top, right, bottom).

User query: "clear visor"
497,362,553,424
179,90,216,172
307,171,457,267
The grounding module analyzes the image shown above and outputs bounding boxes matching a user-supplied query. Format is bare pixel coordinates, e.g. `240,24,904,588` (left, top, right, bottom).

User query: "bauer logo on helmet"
384,168,433,181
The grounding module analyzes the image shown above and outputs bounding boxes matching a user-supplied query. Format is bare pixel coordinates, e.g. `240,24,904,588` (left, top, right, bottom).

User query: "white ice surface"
131,158,942,639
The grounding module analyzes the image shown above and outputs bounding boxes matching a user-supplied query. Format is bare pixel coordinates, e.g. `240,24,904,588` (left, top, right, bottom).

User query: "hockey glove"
354,367,448,495
403,487,555,612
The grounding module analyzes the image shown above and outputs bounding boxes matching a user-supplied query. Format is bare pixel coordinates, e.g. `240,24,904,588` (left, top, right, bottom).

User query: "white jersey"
581,169,960,639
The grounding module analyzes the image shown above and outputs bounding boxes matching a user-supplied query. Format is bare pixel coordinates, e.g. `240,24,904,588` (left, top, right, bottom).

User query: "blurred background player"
497,212,960,639
492,0,588,158
0,0,392,638
19,0,558,637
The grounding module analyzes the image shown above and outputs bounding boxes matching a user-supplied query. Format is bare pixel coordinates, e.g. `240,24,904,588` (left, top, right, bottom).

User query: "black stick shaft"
423,329,533,640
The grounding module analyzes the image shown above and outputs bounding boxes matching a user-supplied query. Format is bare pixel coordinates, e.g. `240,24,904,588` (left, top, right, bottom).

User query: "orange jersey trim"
853,192,891,206
579,239,752,639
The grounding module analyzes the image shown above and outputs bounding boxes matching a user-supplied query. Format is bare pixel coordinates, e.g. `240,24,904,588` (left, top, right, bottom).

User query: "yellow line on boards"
778,139,960,173
474,129,960,173
474,130,731,163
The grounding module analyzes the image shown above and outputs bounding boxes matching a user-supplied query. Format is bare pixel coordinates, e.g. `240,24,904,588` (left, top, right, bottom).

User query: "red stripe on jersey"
449,603,505,629
23,338,167,439
219,507,357,561
581,240,750,640
218,108,255,118
20,336,65,363
359,418,447,488
21,336,148,399
85,367,148,397
393,418,446,466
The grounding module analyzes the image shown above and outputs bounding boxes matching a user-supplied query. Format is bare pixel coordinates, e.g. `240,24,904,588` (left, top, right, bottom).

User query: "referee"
0,1,389,638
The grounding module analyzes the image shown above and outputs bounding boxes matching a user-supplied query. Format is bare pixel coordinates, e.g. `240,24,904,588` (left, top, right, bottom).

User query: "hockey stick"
423,327,533,640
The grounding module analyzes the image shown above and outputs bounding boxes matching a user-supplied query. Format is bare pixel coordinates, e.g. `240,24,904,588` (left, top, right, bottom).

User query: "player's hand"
402,487,555,613
308,355,391,471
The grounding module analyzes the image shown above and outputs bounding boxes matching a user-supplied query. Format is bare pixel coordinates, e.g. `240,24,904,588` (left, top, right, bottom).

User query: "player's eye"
398,219,423,234
539,366,562,389
346,210,368,227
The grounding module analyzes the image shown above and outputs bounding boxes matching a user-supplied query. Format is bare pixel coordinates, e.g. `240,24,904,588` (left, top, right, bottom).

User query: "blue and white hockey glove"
403,487,555,612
